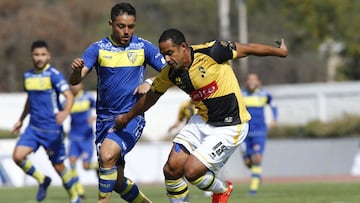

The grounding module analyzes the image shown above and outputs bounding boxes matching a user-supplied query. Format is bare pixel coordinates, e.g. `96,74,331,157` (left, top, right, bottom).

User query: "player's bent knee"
253,155,262,164
163,163,182,179
12,153,25,165
99,154,118,167
53,163,65,173
183,168,202,182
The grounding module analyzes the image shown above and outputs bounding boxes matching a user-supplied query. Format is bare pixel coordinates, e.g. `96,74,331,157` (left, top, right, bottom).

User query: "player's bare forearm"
57,90,74,124
19,97,30,122
62,90,75,114
69,69,83,85
70,58,88,85
13,98,30,135
236,39,288,58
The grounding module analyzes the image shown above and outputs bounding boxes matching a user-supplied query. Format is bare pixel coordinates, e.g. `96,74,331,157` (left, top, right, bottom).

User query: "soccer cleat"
36,176,52,201
212,181,233,203
79,194,85,199
70,196,82,203
249,190,257,196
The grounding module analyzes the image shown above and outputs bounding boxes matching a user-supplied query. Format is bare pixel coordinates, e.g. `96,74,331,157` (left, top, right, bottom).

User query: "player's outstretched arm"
56,89,74,125
235,38,288,58
13,97,30,135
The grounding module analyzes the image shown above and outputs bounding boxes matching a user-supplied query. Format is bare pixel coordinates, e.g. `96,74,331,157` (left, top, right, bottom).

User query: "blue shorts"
16,125,66,164
68,138,94,163
243,133,267,158
95,115,145,162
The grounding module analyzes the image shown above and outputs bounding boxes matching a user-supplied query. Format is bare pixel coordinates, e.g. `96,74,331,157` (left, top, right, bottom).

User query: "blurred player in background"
168,100,197,136
69,2,166,203
114,28,287,203
67,82,97,199
241,73,278,195
12,40,81,203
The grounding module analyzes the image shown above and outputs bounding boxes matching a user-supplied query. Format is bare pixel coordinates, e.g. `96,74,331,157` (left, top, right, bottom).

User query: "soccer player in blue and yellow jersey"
67,82,97,199
114,28,287,203
12,40,81,203
241,73,278,195
69,3,166,203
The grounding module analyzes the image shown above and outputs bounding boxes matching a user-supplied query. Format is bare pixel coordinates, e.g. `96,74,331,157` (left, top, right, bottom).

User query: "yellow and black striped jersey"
152,40,251,127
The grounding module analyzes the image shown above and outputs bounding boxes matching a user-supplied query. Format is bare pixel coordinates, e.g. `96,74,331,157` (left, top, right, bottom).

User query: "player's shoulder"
192,40,234,50
133,35,153,44
46,65,64,76
191,40,216,51
130,35,157,50
258,87,271,94
192,40,235,63
90,37,111,48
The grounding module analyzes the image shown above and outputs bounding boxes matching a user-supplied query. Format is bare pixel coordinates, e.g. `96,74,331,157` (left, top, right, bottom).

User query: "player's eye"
164,51,173,56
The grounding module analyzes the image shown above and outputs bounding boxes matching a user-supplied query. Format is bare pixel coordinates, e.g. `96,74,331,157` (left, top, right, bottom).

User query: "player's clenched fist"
71,58,85,70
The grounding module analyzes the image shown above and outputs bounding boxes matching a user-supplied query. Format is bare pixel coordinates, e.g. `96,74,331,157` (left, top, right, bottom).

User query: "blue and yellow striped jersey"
242,88,278,135
69,90,96,140
24,64,69,130
83,35,166,119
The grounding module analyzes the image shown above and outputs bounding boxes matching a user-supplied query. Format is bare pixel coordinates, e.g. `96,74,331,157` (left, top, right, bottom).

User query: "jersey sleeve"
50,69,70,94
82,43,100,71
144,41,167,72
267,93,278,121
209,40,237,64
151,66,175,94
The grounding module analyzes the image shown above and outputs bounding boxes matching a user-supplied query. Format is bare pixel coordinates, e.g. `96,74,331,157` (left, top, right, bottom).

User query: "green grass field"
1,181,359,203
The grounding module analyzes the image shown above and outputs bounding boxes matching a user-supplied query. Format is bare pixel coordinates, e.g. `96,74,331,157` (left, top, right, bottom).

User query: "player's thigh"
15,126,40,154
12,145,33,162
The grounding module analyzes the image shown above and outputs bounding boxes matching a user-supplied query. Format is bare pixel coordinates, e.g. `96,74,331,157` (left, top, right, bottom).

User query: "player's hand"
269,121,277,129
71,58,85,71
56,111,68,125
275,38,288,57
133,82,151,95
12,120,22,135
114,114,129,131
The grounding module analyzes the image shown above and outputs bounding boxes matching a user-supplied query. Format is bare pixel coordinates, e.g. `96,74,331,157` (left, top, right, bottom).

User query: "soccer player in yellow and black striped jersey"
115,28,288,203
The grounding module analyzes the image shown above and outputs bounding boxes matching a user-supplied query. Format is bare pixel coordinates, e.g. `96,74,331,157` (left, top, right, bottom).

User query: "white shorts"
173,115,249,172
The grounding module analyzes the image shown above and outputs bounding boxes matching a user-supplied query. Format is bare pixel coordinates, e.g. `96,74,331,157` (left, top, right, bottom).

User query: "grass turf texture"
1,182,359,203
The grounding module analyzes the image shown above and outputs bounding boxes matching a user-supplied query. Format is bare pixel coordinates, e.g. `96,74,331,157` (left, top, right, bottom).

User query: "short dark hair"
31,40,48,52
158,28,186,45
111,2,136,21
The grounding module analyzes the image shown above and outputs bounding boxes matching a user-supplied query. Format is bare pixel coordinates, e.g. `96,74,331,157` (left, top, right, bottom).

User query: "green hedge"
0,129,13,139
269,115,360,139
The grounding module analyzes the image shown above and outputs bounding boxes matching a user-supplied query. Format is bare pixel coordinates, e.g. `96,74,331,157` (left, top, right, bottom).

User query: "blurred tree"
1,0,360,92
246,0,360,81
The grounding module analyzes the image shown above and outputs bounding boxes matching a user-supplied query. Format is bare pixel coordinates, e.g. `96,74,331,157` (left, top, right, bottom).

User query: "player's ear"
108,20,112,26
180,42,188,49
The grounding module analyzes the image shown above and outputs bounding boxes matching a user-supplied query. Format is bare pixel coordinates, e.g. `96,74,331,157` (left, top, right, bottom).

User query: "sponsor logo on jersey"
190,81,218,101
